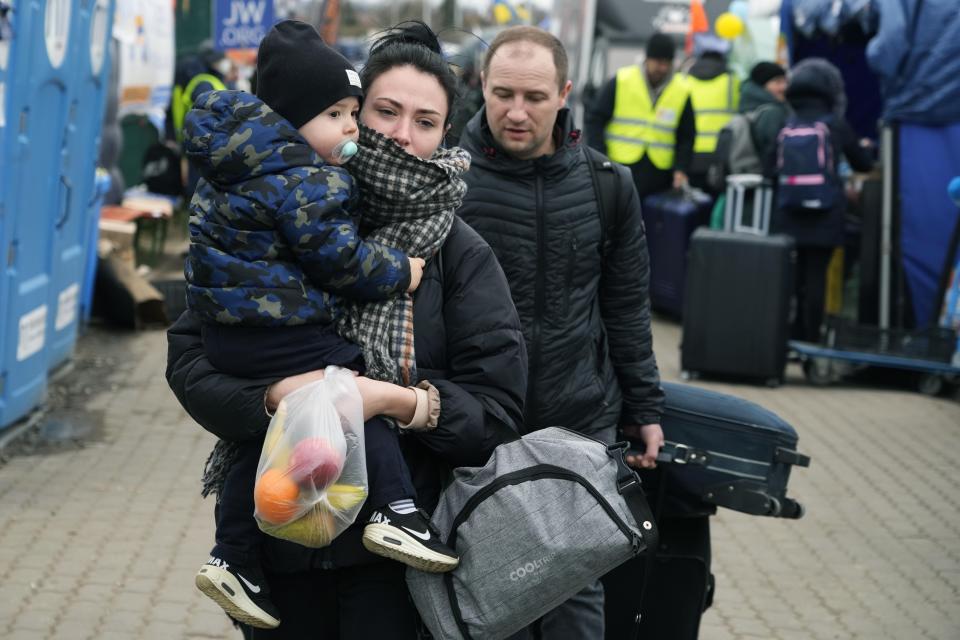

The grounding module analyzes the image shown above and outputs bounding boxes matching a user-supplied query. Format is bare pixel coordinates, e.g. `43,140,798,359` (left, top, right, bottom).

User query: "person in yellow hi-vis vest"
584,33,696,198
168,45,237,196
684,35,740,191
170,46,236,142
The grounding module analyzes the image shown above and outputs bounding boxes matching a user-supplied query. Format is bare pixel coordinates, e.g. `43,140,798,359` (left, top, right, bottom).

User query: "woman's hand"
264,369,327,413
354,376,418,423
265,370,417,424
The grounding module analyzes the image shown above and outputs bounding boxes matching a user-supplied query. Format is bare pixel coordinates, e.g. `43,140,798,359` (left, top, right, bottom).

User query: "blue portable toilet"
47,0,115,371
0,3,13,427
81,169,111,326
0,0,74,429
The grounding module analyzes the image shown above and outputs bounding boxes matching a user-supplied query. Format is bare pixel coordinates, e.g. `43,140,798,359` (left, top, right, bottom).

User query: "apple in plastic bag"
289,437,344,489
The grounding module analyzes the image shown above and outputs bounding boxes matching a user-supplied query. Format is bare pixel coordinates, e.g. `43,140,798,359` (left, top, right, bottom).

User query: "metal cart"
791,154,960,395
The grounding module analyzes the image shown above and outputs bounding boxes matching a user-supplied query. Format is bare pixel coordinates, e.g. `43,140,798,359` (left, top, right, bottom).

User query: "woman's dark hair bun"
370,20,443,57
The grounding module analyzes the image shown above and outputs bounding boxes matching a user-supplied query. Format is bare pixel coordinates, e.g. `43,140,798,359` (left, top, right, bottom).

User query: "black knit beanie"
646,33,676,61
750,61,787,87
255,20,363,129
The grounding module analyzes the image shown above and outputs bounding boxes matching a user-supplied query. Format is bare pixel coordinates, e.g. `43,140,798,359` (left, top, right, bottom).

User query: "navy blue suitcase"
642,189,713,316
631,382,811,519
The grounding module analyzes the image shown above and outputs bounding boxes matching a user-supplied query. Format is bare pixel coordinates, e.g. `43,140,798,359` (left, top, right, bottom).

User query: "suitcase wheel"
803,358,833,386
681,370,700,382
764,377,782,389
916,373,945,397
779,497,806,519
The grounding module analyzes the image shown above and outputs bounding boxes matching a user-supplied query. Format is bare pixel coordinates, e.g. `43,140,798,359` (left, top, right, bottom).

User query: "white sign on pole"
114,0,174,131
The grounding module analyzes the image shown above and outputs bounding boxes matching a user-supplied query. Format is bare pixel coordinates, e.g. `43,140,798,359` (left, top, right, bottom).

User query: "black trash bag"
141,143,183,197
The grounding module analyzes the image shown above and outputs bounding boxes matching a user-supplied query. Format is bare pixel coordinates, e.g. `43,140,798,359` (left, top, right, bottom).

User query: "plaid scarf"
335,125,469,386
200,126,470,499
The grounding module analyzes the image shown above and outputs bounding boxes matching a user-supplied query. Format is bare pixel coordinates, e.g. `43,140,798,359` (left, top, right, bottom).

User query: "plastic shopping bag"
254,366,368,547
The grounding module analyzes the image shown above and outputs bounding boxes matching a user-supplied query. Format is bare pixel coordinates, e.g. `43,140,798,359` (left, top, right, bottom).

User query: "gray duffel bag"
407,426,659,640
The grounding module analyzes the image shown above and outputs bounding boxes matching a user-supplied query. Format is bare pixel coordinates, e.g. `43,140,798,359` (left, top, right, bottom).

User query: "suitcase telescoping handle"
644,441,810,519
775,447,811,467
652,442,812,470
724,173,772,235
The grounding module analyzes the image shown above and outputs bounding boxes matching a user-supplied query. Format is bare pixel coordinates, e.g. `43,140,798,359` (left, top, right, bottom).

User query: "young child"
183,21,458,630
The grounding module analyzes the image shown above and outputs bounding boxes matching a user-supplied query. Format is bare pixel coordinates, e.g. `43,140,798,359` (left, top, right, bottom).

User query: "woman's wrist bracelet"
263,383,276,418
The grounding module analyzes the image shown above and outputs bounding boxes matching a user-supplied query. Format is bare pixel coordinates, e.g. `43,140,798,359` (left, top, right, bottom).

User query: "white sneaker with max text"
195,556,281,629
362,506,459,573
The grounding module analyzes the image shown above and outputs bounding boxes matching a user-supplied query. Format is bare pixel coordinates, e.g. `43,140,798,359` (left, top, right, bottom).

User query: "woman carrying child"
167,21,527,639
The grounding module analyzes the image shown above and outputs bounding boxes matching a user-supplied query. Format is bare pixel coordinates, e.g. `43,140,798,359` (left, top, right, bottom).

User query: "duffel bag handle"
607,442,659,553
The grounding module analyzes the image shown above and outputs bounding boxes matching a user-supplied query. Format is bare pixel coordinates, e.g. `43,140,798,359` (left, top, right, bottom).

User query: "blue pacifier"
332,139,358,163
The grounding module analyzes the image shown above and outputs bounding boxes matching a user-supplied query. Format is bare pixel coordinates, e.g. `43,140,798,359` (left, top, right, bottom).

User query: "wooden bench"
101,193,175,265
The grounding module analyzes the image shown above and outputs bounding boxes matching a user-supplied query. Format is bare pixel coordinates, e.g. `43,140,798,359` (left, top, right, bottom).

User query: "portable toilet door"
0,2,14,427
47,0,115,371
0,0,74,429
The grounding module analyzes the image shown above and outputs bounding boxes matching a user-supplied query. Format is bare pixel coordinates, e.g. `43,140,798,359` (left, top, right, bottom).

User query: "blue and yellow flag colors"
492,1,532,25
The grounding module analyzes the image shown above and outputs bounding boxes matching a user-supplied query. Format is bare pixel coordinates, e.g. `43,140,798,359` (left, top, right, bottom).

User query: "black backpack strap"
583,146,622,258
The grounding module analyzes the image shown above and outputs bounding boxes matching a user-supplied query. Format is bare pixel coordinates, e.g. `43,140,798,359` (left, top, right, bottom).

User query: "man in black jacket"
457,25,665,640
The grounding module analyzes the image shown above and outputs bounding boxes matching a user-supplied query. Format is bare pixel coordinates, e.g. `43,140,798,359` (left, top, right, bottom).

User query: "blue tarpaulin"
792,0,874,38
780,0,883,139
867,0,960,125
784,0,960,125
867,0,960,326
791,30,882,141
898,123,960,327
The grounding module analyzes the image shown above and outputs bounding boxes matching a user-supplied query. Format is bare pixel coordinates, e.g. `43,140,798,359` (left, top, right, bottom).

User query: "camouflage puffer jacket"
183,90,411,327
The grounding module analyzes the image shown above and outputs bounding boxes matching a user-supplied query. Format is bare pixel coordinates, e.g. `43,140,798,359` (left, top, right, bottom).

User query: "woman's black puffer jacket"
166,217,527,570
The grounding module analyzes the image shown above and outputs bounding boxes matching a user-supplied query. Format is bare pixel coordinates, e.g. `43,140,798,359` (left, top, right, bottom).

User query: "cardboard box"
98,218,137,270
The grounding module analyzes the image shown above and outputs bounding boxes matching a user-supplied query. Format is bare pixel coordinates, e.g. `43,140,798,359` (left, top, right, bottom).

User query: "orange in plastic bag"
254,367,368,547
254,468,301,525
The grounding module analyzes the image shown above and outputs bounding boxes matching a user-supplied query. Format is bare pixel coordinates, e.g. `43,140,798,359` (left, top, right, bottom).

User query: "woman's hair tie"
370,20,443,57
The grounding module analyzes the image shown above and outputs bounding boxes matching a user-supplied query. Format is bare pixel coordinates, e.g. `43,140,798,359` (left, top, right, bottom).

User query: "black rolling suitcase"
681,228,795,385
603,515,713,640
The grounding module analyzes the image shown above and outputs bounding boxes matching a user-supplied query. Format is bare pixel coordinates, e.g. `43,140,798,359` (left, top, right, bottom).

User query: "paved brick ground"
0,327,236,640
0,318,958,639
651,319,960,640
